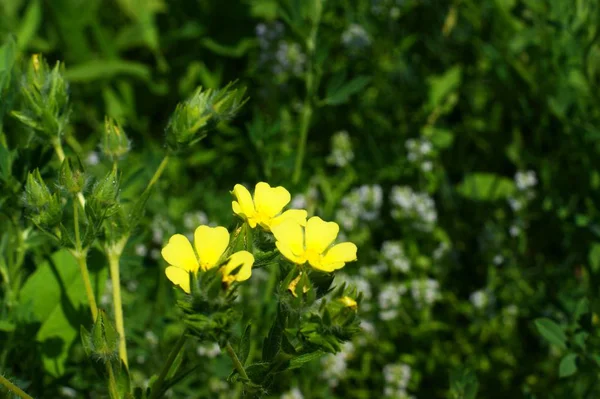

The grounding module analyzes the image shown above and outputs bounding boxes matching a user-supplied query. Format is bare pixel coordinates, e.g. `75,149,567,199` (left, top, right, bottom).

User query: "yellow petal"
194,225,230,270
221,250,254,282
161,234,199,272
318,242,358,272
270,209,308,229
339,296,358,310
254,182,291,218
165,266,191,293
232,184,255,218
272,219,306,263
305,216,339,254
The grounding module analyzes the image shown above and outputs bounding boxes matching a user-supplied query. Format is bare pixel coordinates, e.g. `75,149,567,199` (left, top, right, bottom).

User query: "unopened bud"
59,157,85,194
90,310,119,361
102,117,130,160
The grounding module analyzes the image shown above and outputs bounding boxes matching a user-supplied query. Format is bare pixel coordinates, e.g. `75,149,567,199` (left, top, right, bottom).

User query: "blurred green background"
2,0,600,397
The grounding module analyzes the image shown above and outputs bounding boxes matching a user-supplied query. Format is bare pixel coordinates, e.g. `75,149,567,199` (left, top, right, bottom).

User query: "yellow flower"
339,296,358,310
232,182,307,230
272,216,358,272
161,225,254,293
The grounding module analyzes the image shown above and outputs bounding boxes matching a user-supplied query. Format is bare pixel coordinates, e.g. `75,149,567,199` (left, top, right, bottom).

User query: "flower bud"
59,157,85,194
165,82,247,152
102,117,130,160
24,169,64,229
12,54,70,137
89,310,119,361
24,169,52,208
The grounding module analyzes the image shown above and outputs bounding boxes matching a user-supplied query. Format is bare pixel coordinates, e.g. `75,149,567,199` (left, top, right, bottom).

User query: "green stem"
292,2,322,184
51,137,65,162
149,331,187,399
225,341,249,381
0,375,34,399
108,252,128,368
75,252,98,321
147,156,170,191
106,363,120,399
73,201,98,321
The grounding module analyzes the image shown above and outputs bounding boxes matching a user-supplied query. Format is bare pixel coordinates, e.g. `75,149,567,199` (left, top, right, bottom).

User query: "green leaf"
449,367,479,399
323,74,371,106
0,319,16,332
65,60,152,82
589,244,600,274
262,306,286,362
534,318,567,350
17,0,42,49
288,351,324,369
559,353,578,378
456,173,516,201
19,250,107,376
200,38,255,58
428,66,462,108
422,126,454,149
239,324,252,365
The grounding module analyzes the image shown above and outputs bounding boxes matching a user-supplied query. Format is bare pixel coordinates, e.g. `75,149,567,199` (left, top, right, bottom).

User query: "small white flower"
509,225,521,237
86,152,100,166
127,280,139,292
144,331,158,347
515,170,537,191
197,342,221,358
135,244,148,257
59,386,77,398
493,255,504,265
420,161,433,172
469,290,488,309
281,387,304,399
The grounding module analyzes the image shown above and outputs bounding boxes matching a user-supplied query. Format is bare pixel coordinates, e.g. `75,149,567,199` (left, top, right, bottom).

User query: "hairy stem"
0,375,34,399
225,341,249,381
148,156,170,191
149,331,187,399
73,201,98,321
108,252,128,368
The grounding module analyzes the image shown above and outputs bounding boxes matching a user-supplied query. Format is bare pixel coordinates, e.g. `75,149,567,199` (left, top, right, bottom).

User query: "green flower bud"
89,310,119,361
102,117,130,160
24,169,52,208
59,157,85,194
24,169,64,229
165,82,247,152
11,54,70,138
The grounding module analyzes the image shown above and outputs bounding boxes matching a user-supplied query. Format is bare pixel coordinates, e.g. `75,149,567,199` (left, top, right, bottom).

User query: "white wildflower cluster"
405,137,434,173
410,278,440,309
183,210,208,230
336,185,383,231
59,386,77,398
381,241,411,273
281,387,304,399
378,283,407,321
383,363,414,399
196,342,221,358
86,151,100,166
100,279,113,306
371,0,405,20
144,331,158,347
508,170,537,213
208,377,229,393
432,241,450,261
151,215,175,245
469,290,489,310
390,186,437,231
360,262,387,279
327,131,354,167
291,186,319,210
341,24,371,52
256,22,306,79
321,342,355,387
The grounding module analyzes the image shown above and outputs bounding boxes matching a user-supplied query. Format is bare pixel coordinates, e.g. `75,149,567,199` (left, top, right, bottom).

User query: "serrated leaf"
559,353,578,378
534,318,567,350
288,351,324,369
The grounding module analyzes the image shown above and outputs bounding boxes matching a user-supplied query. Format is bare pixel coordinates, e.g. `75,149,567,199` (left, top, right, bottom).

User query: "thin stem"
147,156,170,191
225,341,249,381
149,331,187,399
75,252,98,321
51,137,65,162
292,2,322,184
106,363,120,399
108,253,128,368
73,201,81,251
0,375,34,399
